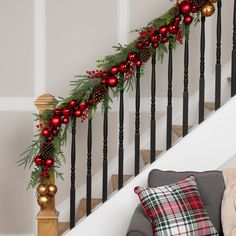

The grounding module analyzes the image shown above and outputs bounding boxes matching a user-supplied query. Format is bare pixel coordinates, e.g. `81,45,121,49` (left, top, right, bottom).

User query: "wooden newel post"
34,94,59,236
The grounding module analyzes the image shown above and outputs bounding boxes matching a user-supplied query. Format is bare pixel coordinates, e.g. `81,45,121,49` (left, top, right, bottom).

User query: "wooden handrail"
34,94,59,236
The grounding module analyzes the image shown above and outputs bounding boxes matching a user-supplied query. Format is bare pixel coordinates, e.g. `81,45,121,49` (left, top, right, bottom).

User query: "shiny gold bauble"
48,184,57,196
209,0,218,3
201,3,215,17
37,195,50,207
37,184,49,196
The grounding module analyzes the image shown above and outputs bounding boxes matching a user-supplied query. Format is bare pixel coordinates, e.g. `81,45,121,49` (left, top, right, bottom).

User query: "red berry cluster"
34,155,54,178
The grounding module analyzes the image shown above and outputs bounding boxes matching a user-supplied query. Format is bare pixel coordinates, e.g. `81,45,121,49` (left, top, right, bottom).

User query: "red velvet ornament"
62,117,69,124
128,52,138,62
135,61,142,67
47,136,53,142
50,116,61,127
175,15,182,23
101,78,108,86
180,1,191,14
69,100,77,108
150,34,160,44
102,71,110,79
74,109,82,117
191,5,199,13
42,128,50,137
54,108,62,116
78,102,86,111
169,24,180,34
153,43,159,49
45,159,54,168
34,155,43,166
159,26,168,35
107,76,118,87
119,62,130,73
161,36,169,44
42,170,48,177
62,107,71,117
52,129,59,137
137,42,144,49
184,15,193,25
110,66,119,75
144,40,150,46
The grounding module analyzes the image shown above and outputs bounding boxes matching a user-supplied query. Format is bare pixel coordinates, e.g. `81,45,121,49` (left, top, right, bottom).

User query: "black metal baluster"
86,118,92,216
183,34,189,137
215,0,222,110
102,109,108,203
232,0,236,96
150,50,156,163
135,64,140,176
118,74,124,190
70,116,76,229
166,44,173,150
199,16,205,124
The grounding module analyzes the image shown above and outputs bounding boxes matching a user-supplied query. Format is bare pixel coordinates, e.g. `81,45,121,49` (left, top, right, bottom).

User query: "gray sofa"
126,169,225,236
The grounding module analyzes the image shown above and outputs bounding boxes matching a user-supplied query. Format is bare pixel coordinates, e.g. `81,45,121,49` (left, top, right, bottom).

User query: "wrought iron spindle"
135,64,140,176
232,0,236,96
118,74,124,190
102,109,108,203
166,44,173,150
86,118,92,216
199,16,205,123
183,34,189,137
70,116,76,229
150,50,156,163
215,0,222,110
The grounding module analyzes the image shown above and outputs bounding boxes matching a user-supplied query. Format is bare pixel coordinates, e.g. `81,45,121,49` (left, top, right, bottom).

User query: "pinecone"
192,0,208,8
41,142,54,159
140,46,152,63
92,86,107,104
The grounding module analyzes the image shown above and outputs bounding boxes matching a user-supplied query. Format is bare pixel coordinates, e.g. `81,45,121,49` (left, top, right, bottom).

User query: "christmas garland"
18,0,217,191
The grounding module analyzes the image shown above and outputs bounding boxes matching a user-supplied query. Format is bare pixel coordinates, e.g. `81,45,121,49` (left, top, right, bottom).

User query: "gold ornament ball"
37,195,50,207
201,3,215,17
37,184,49,196
48,184,57,196
209,0,218,3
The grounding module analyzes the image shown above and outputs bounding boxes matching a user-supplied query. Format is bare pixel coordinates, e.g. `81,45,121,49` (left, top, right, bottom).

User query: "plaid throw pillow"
134,175,219,236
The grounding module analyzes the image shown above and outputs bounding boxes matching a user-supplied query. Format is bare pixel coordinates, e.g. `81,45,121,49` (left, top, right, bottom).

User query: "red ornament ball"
101,78,108,86
169,24,180,34
128,52,138,62
108,76,118,87
150,34,160,44
42,170,48,177
191,5,199,13
52,129,59,137
54,108,62,116
34,155,43,166
47,136,53,142
78,102,86,111
153,43,159,49
137,42,144,49
119,62,130,73
62,117,69,124
62,107,71,117
87,99,93,106
102,71,110,79
161,36,169,44
159,26,168,35
135,61,142,67
45,159,54,168
69,100,77,108
74,109,82,117
180,1,191,14
42,128,50,137
175,15,182,23
50,116,61,127
110,66,119,75
144,40,150,46
184,15,193,25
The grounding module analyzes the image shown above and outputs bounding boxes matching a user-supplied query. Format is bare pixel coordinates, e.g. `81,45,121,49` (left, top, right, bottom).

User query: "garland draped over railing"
18,0,217,191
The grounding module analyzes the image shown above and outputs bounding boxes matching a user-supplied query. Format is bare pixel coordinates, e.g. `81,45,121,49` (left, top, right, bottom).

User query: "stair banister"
34,93,59,236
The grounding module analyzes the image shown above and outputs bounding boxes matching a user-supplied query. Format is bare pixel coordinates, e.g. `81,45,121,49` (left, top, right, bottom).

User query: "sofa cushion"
148,169,225,235
135,175,219,235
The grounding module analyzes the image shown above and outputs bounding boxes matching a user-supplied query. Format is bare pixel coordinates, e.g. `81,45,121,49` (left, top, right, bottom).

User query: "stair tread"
204,102,214,111
141,149,163,165
58,222,70,235
172,125,193,137
112,174,133,191
78,198,102,220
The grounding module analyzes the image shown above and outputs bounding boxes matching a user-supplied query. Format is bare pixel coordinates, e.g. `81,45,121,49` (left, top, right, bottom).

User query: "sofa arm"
126,205,153,236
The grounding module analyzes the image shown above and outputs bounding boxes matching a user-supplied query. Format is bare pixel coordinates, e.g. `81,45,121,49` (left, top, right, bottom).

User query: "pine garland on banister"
18,0,217,191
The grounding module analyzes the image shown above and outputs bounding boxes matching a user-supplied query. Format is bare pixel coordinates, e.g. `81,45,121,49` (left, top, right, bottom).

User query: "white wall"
67,96,236,236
